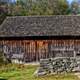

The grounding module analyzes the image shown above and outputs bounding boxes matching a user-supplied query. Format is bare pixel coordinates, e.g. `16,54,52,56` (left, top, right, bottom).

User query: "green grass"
0,64,79,80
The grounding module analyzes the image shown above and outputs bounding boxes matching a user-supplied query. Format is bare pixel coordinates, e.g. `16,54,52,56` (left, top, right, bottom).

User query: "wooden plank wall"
0,40,80,62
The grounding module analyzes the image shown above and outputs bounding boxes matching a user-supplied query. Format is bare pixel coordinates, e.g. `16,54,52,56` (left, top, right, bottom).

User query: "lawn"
0,64,79,80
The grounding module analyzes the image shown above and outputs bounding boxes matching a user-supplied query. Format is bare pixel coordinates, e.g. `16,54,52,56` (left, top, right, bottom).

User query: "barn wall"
0,40,80,62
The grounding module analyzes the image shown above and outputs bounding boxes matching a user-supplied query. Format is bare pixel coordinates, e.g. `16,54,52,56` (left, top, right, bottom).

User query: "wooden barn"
0,15,80,63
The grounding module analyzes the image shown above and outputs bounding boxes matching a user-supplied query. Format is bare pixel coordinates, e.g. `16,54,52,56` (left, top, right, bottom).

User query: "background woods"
1,0,80,25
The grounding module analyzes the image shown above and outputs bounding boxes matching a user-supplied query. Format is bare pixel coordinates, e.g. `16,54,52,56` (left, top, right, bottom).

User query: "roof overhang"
0,35,80,40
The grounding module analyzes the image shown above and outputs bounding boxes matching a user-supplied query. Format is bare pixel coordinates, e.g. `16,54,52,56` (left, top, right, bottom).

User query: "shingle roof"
1,15,80,37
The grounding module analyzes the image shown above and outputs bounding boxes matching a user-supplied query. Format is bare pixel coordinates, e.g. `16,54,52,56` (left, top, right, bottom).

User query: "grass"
0,64,79,80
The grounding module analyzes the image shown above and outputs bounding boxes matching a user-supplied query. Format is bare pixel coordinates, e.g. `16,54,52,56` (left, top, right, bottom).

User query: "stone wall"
34,57,80,76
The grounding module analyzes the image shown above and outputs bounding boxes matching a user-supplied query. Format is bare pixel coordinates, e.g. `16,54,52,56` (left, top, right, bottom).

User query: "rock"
72,66,80,72
34,67,47,76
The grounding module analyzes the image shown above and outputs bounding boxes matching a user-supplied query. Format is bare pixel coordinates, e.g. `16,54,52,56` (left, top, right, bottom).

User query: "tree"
0,0,9,25
71,0,79,14
16,0,70,15
0,0,71,18
48,0,70,15
0,6,8,25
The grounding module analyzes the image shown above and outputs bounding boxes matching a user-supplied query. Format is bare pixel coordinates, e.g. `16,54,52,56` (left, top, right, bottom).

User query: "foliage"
0,13,7,25
70,0,79,14
0,0,70,25
0,51,6,66
0,3,8,25
48,0,69,15
0,50,10,66
1,0,80,25
16,0,70,15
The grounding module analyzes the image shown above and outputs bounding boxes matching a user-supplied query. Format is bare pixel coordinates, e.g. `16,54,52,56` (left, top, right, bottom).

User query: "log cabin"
0,15,80,63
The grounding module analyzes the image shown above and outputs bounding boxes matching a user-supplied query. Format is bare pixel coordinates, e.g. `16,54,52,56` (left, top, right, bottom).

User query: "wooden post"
35,40,38,62
48,40,52,58
74,40,76,58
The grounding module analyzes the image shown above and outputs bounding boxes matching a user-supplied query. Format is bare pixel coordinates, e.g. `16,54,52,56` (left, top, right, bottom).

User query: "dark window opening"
76,53,80,56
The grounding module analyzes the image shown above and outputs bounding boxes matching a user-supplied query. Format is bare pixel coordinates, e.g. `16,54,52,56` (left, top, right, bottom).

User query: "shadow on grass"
0,77,7,80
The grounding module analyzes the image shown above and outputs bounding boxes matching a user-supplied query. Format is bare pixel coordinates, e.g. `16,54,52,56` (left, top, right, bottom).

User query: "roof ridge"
6,15,80,18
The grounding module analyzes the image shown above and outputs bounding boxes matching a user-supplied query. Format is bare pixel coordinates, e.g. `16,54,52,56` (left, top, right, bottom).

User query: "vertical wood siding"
0,40,80,62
